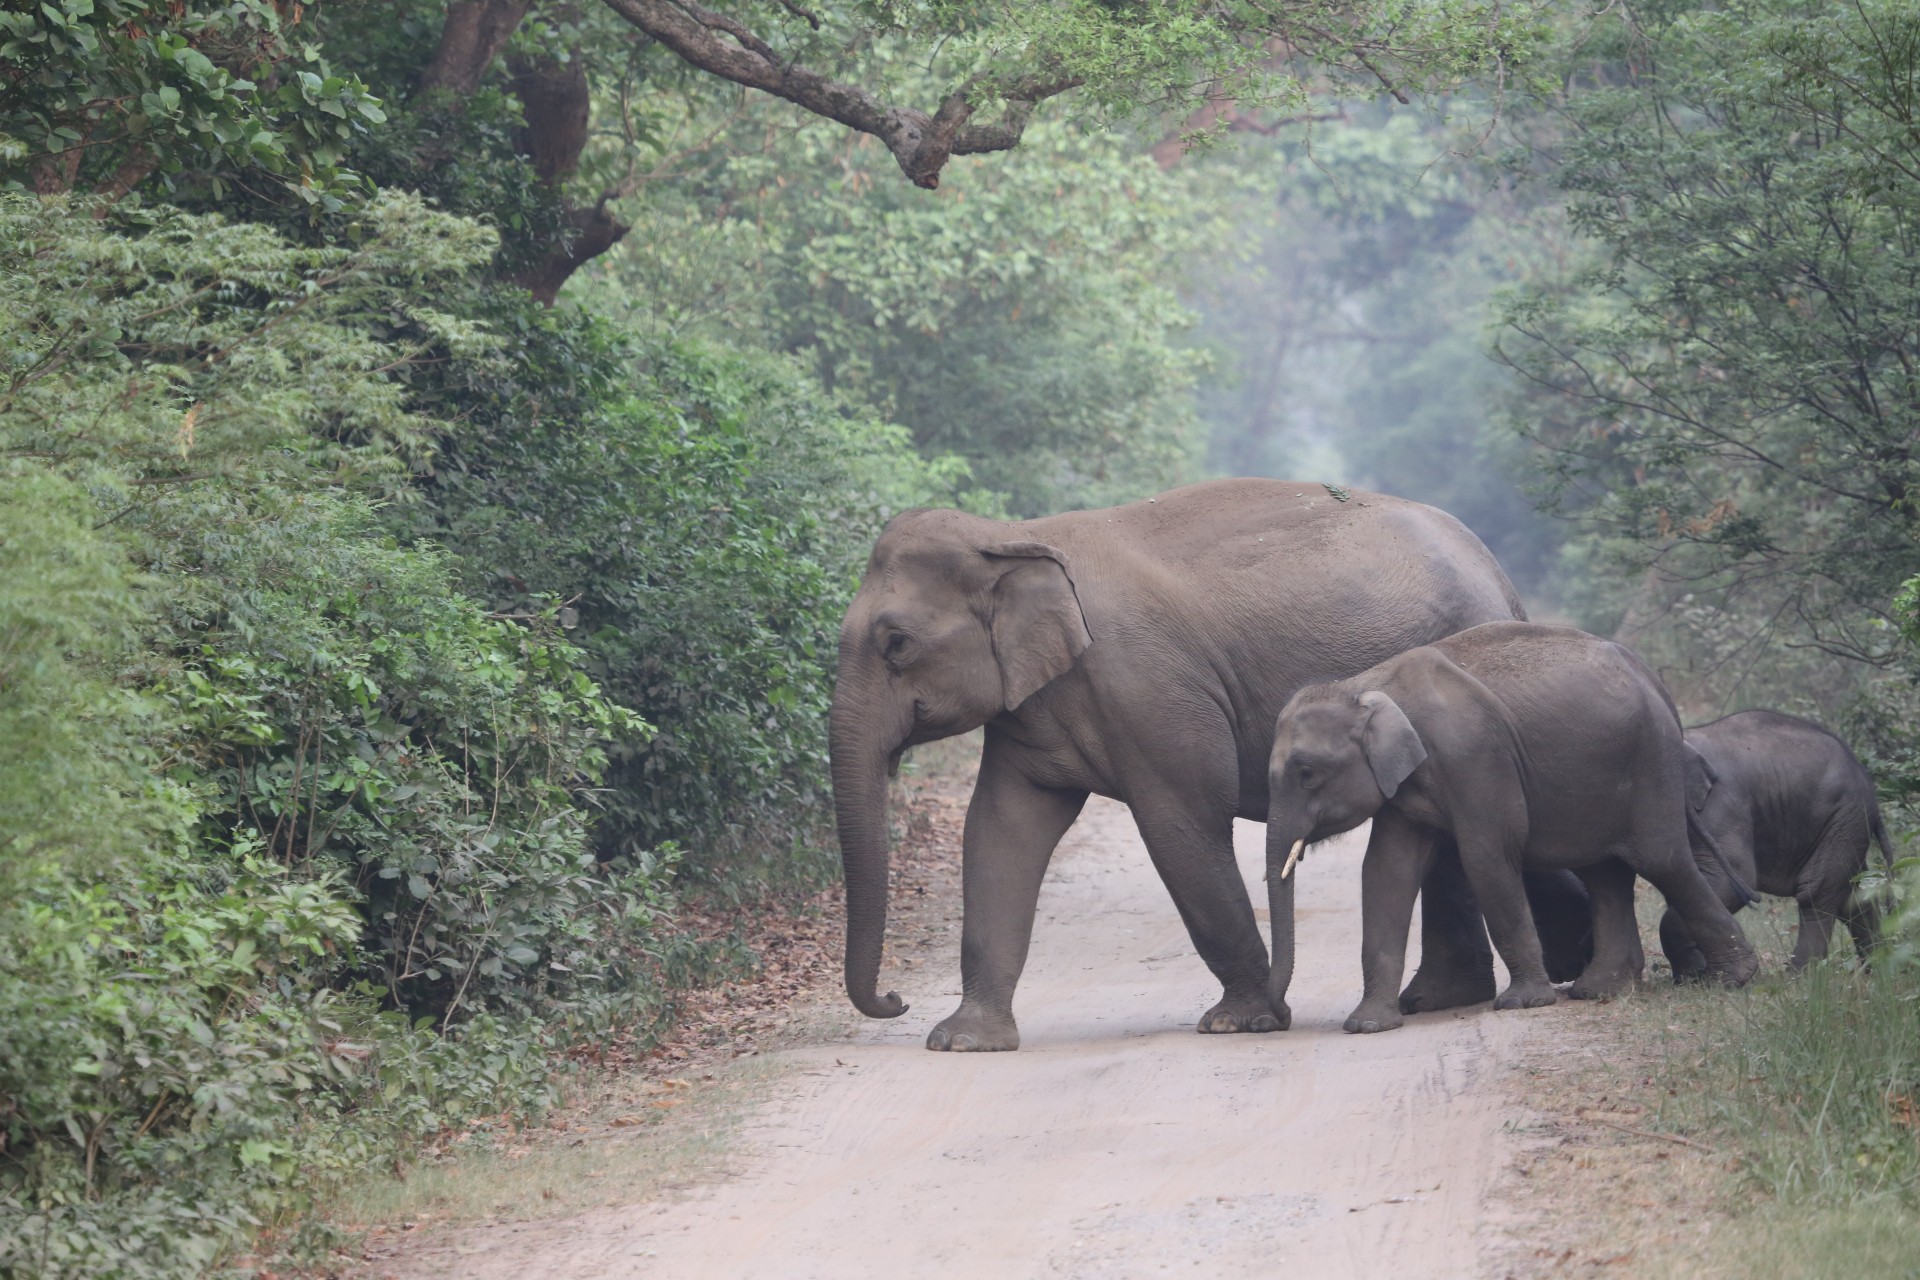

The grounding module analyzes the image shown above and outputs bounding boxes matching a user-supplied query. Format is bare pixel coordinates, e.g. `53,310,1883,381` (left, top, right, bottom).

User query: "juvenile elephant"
1264,621,1759,1035
831,479,1587,1052
1661,710,1893,977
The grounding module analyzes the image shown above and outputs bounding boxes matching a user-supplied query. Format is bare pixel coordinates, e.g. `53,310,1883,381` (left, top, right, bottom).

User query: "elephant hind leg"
1797,822,1878,969
1658,904,1709,983
1640,848,1757,988
1844,897,1884,963
1566,859,1643,997
1789,897,1838,971
1526,867,1594,984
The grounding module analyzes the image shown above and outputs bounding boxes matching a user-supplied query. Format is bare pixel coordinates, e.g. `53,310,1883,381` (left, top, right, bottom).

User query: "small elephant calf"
1662,710,1892,978
1264,622,1758,1035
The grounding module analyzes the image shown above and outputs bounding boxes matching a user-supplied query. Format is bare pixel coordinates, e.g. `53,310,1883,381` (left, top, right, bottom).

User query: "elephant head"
1263,686,1427,1009
830,509,1092,1019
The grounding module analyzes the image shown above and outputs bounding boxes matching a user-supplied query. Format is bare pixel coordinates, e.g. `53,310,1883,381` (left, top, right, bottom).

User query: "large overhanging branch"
597,0,1079,188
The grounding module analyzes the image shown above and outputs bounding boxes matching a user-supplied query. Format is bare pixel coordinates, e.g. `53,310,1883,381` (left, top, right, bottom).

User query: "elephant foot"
1705,947,1759,989
1343,1000,1405,1035
1667,952,1709,985
1566,962,1641,1001
1198,993,1287,1034
1493,979,1560,1011
927,1004,1019,1052
1542,930,1595,985
1397,963,1496,1016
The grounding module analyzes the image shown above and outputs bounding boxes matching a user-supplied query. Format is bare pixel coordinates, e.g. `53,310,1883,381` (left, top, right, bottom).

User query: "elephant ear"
1357,691,1428,799
1684,742,1717,812
983,541,1092,711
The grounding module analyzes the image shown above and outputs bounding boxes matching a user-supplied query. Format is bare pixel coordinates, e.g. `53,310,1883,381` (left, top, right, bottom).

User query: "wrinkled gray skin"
831,479,1576,1052
1662,710,1893,978
1266,622,1760,1035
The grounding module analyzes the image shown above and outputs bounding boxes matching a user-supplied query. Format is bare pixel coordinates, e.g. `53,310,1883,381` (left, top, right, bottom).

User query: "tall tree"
1498,0,1920,668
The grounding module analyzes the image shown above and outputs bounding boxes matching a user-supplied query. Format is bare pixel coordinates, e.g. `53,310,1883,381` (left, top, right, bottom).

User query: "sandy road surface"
403,798,1562,1279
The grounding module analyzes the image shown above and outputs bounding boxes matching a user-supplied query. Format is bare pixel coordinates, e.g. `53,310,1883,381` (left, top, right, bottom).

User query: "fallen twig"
1576,1111,1717,1154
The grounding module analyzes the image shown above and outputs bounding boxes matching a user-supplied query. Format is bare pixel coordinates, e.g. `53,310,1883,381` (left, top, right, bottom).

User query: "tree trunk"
504,42,631,304
511,201,629,304
417,0,534,96
508,51,591,183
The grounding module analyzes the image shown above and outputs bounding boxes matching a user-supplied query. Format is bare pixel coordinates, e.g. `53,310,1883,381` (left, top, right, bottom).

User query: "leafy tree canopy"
1498,0,1920,677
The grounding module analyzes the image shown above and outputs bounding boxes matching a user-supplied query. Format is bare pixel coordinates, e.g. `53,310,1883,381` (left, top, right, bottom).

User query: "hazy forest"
5,0,1920,1275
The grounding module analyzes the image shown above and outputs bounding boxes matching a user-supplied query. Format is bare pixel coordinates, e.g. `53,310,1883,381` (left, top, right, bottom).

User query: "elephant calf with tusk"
830,478,1594,1052
1264,621,1760,1035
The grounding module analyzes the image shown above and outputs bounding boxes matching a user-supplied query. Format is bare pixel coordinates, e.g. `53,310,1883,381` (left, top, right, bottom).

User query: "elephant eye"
882,631,914,663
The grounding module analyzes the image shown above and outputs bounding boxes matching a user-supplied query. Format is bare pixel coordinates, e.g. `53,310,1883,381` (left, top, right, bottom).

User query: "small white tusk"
1281,838,1306,880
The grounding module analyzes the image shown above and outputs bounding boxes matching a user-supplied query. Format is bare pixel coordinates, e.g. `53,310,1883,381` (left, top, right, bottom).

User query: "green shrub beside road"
0,194,946,1275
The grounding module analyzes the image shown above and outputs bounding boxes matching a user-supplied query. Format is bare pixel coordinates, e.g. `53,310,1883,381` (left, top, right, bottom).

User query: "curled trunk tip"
847,983,908,1019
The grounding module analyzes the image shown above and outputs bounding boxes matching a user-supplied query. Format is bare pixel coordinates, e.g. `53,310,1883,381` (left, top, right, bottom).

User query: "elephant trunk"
1265,821,1305,1017
830,692,911,1020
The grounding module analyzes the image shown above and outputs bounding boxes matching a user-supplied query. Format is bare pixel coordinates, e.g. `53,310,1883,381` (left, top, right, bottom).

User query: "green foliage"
400,293,964,872
141,489,658,1027
688,0,1552,131
0,189,495,491
593,124,1206,515
0,840,574,1278
0,197,673,1276
1498,0,1920,669
0,466,150,888
0,0,384,207
1646,964,1920,1213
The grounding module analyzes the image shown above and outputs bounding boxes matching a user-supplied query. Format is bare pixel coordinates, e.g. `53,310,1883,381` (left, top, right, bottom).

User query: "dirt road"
400,797,1566,1279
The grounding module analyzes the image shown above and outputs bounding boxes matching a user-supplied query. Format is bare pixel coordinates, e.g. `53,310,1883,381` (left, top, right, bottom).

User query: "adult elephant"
831,478,1580,1051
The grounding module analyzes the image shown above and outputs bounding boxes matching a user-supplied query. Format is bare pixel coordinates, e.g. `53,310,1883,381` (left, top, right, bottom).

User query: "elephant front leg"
1397,840,1498,1015
1131,794,1283,1034
1637,846,1758,989
929,742,1088,1052
1451,822,1558,1012
1348,812,1439,1033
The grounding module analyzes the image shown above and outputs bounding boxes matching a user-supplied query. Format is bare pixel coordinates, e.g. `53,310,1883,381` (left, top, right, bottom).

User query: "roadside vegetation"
5,0,1920,1275
0,1,1533,1274
1488,4,1920,1272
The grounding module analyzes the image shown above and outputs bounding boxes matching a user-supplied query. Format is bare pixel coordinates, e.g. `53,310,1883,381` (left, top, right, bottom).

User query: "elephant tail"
1689,806,1759,910
1869,796,1896,876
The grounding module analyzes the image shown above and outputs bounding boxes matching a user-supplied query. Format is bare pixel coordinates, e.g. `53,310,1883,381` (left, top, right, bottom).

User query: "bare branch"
773,0,822,30
597,0,1077,187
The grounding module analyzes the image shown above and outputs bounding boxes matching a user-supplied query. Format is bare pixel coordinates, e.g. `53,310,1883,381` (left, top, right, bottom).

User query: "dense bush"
405,317,965,873
0,178,958,1272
